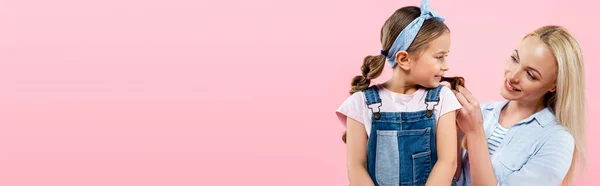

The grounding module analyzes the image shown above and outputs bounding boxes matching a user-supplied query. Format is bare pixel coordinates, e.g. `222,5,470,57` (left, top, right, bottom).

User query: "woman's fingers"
457,86,479,106
454,90,470,107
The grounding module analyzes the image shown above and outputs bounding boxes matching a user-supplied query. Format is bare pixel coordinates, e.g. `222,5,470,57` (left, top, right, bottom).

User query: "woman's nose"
508,70,520,84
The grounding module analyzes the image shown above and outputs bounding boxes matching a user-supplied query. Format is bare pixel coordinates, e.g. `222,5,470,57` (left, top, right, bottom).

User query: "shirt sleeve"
436,86,462,120
336,92,367,127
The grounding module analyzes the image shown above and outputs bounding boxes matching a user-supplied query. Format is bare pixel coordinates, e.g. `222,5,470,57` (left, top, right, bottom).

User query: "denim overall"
365,85,450,186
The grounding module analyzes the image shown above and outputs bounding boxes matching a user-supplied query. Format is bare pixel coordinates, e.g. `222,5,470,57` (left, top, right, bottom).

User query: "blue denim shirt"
457,101,575,186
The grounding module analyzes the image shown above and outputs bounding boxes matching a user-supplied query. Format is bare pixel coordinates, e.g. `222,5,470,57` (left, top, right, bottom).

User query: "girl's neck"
382,73,418,95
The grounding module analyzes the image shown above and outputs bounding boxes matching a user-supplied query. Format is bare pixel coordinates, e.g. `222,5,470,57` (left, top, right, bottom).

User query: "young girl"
336,0,461,185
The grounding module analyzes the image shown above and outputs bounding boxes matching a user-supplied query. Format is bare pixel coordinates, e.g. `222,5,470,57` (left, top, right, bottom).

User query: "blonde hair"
525,25,586,186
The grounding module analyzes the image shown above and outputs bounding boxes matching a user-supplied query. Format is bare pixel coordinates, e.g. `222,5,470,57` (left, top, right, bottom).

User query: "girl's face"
500,36,558,103
409,32,451,88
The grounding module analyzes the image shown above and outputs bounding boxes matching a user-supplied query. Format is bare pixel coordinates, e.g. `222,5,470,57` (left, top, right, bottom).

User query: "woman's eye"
527,71,537,80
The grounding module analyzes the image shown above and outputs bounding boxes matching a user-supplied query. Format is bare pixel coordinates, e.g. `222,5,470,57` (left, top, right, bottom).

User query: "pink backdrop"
0,0,597,185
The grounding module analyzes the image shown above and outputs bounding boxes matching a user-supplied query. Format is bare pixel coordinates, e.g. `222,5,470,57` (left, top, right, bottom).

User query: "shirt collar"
485,100,556,127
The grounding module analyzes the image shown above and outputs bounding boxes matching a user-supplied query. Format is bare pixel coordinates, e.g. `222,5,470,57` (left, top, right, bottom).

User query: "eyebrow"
528,67,543,78
436,50,450,54
514,50,543,78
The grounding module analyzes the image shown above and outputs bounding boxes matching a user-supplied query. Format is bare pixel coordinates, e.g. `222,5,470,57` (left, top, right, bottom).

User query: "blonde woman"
454,26,586,186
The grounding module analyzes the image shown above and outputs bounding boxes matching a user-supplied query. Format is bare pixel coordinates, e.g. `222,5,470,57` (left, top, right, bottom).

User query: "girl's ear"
395,50,411,70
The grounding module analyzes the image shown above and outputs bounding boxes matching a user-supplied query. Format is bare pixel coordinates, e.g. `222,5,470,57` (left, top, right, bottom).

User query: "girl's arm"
425,111,458,186
346,117,375,186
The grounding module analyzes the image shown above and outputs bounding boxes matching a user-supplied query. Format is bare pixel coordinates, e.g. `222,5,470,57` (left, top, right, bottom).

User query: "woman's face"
500,36,558,104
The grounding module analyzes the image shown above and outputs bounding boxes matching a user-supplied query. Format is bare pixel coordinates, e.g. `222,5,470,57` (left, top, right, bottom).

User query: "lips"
505,80,521,92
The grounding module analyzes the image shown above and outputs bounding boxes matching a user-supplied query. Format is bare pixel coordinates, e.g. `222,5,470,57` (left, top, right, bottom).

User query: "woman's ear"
395,50,411,70
549,84,557,92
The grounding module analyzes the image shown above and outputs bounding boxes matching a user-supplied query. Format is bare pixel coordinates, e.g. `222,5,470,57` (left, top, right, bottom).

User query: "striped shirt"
487,125,509,156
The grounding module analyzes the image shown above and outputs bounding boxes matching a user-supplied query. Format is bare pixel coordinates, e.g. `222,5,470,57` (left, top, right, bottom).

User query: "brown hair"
342,6,450,143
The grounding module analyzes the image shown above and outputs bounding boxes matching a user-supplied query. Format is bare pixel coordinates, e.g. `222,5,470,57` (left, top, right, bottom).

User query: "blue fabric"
457,101,575,186
364,85,444,186
385,0,444,67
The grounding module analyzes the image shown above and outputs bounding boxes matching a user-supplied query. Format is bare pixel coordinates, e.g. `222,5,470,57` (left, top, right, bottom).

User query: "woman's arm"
463,129,497,185
425,111,458,186
453,86,498,186
454,127,464,180
346,117,375,186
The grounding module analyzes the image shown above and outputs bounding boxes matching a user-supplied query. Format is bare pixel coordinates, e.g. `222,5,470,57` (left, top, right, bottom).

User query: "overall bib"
365,85,452,186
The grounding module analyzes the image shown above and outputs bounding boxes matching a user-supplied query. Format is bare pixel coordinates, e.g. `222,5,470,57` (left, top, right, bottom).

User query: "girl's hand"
453,86,484,135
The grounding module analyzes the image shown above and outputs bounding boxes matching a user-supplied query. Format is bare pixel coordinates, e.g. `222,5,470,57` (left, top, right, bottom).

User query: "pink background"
0,0,597,185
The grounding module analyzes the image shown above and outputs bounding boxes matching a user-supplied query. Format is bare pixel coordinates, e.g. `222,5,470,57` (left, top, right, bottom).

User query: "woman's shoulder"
541,118,574,144
526,108,574,146
546,125,574,140
530,123,575,157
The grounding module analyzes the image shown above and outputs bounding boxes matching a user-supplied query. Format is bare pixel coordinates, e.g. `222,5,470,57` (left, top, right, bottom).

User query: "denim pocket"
375,130,400,186
412,151,432,185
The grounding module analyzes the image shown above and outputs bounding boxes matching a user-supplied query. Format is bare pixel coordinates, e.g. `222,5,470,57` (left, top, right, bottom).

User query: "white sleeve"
436,86,462,121
336,92,367,127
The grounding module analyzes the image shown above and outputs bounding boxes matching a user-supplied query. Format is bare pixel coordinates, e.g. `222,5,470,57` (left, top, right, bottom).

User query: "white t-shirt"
336,84,462,137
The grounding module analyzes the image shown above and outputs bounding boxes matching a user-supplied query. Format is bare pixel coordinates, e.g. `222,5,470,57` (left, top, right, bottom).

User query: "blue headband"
382,0,444,67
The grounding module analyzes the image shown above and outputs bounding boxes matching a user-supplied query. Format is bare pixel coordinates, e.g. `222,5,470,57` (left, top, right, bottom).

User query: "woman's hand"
453,86,484,135
453,85,498,185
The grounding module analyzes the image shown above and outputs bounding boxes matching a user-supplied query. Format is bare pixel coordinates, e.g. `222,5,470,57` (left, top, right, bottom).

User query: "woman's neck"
500,99,546,128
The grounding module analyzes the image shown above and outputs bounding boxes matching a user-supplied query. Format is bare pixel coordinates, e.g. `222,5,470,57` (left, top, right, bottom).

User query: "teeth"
506,81,518,91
